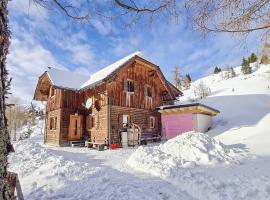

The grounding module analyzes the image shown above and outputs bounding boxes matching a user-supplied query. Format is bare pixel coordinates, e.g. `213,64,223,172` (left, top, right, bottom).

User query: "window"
147,86,152,97
127,80,134,93
149,116,155,128
51,87,55,97
74,119,78,135
123,115,130,127
87,116,95,129
145,85,153,97
49,118,54,130
49,117,57,130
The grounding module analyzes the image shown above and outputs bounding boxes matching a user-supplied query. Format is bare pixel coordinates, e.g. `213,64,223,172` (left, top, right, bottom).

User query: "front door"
69,115,83,141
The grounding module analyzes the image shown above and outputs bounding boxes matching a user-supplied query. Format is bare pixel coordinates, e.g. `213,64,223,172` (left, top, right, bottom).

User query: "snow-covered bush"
193,81,211,99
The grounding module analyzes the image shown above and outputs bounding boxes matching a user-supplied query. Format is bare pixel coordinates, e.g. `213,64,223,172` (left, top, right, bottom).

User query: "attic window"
127,80,134,93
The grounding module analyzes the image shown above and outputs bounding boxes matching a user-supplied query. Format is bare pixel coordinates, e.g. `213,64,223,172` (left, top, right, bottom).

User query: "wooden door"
69,115,83,141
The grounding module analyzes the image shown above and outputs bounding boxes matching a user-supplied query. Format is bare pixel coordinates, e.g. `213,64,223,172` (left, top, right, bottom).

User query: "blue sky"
7,0,261,103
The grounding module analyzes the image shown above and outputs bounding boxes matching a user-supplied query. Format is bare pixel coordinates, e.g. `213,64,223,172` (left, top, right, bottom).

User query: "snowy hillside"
8,63,270,200
180,63,270,155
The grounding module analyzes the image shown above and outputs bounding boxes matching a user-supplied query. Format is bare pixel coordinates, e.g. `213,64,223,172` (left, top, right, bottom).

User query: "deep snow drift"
127,132,246,176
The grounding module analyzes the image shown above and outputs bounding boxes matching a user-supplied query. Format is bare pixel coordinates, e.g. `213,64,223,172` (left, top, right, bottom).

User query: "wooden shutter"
124,79,128,91
54,117,57,130
130,115,135,124
118,114,123,129
134,81,138,93
152,87,155,98
144,85,148,96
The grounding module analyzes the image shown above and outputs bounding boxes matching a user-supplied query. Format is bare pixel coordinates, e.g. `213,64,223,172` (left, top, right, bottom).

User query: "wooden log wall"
110,106,161,144
87,105,109,143
45,109,61,146
107,60,174,109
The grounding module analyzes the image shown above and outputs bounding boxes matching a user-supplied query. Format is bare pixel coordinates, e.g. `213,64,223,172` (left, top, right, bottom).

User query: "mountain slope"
180,63,270,155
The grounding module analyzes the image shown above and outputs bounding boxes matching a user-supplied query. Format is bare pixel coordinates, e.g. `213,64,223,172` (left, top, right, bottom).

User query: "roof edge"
156,103,220,114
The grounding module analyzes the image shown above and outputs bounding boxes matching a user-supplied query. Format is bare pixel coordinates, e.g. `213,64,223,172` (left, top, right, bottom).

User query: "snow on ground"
9,134,193,200
127,132,246,172
9,63,270,200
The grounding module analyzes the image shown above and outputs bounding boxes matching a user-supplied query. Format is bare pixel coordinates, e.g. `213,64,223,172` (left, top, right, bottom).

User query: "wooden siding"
87,105,109,144
110,106,161,144
107,61,174,109
45,109,61,145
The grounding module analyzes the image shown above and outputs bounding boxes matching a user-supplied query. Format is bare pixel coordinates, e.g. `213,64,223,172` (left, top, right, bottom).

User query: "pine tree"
187,74,191,82
249,53,258,63
214,67,221,74
241,58,252,74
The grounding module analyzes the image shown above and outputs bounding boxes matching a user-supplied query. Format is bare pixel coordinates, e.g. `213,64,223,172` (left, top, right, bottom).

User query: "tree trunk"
0,0,13,199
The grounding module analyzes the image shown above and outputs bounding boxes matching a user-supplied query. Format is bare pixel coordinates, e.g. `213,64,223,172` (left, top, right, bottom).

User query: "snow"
47,68,89,90
9,63,270,199
128,132,246,173
80,51,141,89
46,51,142,90
9,134,193,200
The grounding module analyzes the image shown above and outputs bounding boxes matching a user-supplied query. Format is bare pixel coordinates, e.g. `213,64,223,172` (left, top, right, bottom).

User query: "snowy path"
9,136,194,200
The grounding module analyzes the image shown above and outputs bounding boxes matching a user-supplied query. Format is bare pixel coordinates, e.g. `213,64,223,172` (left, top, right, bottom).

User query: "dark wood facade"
34,55,181,146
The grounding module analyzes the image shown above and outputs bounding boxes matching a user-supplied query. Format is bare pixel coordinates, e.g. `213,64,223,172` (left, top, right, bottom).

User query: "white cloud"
7,32,64,103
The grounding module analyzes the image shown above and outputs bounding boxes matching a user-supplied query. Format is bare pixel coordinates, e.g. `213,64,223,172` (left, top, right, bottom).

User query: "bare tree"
172,66,182,90
112,0,270,36
193,81,211,99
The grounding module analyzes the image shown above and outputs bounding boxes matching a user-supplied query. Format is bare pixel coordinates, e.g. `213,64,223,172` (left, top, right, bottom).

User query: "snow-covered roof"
46,68,89,90
80,51,142,89
46,51,142,90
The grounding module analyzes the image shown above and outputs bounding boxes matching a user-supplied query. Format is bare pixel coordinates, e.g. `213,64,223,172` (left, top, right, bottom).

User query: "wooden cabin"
33,52,182,146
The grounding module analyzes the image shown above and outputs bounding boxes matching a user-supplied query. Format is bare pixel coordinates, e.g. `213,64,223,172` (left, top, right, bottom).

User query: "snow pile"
9,139,97,199
127,132,246,177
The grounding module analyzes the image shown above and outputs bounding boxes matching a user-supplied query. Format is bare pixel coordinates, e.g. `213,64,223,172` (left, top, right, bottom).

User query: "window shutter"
124,79,128,91
134,81,138,93
54,117,57,129
130,115,135,124
147,116,150,128
118,114,123,129
144,85,147,96
152,87,155,98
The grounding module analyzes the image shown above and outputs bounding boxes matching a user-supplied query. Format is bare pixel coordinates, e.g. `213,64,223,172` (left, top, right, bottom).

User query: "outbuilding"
157,103,219,139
